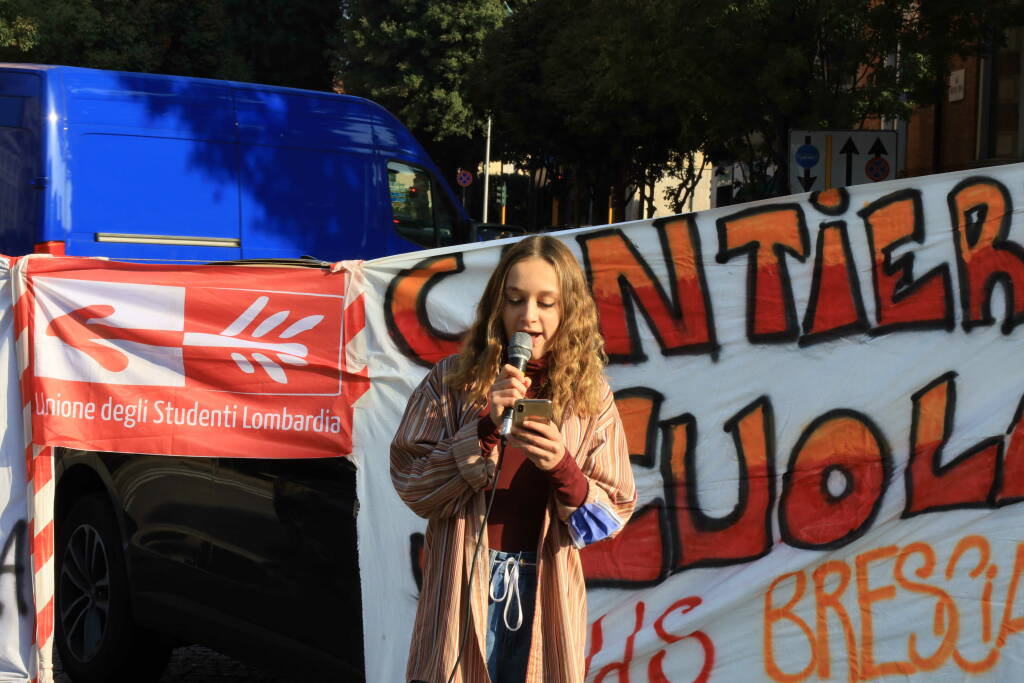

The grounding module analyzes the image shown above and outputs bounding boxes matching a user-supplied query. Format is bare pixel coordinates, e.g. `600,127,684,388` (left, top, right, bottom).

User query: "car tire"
55,493,171,683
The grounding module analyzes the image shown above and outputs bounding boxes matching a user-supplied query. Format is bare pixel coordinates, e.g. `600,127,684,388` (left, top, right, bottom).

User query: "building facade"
905,28,1024,177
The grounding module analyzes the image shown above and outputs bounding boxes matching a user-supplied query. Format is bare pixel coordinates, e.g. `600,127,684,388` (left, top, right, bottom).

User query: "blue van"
0,64,473,262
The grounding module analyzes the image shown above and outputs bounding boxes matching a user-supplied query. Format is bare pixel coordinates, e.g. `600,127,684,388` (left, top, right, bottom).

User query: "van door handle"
32,177,48,190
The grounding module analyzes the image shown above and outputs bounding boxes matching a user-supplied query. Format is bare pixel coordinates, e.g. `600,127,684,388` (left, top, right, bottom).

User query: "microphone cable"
447,335,531,682
446,436,507,683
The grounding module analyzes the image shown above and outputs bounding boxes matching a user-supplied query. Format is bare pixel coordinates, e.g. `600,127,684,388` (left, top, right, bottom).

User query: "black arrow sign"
839,137,859,187
798,167,816,192
868,137,888,157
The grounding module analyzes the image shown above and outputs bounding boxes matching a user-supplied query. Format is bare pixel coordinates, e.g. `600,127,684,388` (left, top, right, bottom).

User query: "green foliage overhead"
474,0,1024,207
0,0,36,51
334,0,507,141
0,0,1020,217
0,0,339,91
474,0,711,216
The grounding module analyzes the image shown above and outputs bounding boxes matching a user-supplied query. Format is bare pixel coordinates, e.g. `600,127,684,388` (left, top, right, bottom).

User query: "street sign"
456,169,473,187
788,130,898,194
794,144,819,169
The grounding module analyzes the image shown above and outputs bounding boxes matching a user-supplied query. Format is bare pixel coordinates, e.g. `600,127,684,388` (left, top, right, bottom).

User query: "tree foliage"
0,0,339,90
1,0,1020,222
0,0,36,51
331,0,515,216
475,0,1024,212
474,0,710,222
681,0,1024,199
333,0,507,177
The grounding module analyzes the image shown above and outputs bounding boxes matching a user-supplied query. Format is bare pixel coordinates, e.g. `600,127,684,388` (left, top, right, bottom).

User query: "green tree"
475,0,1024,216
221,0,341,90
0,0,339,90
333,0,509,207
473,0,706,224
664,0,1024,201
0,0,36,51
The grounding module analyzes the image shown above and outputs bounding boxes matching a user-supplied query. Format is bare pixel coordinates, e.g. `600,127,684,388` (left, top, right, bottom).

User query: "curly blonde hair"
446,235,608,421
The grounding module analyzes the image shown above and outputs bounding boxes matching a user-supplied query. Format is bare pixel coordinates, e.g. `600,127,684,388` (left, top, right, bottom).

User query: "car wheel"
55,494,171,683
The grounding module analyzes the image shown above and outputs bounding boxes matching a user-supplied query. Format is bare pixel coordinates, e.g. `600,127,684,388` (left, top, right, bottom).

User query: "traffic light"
496,183,508,206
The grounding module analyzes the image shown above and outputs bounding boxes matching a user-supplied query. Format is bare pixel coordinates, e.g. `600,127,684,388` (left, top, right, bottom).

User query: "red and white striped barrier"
12,256,54,683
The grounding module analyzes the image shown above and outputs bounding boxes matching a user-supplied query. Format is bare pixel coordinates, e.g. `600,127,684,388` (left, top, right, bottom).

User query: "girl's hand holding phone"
510,415,565,471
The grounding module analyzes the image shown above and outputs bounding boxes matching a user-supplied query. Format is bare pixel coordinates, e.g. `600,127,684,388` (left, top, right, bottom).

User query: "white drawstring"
489,556,524,631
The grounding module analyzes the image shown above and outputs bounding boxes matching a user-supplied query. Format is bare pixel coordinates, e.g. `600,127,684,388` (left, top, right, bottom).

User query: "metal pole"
482,116,492,223
501,160,508,225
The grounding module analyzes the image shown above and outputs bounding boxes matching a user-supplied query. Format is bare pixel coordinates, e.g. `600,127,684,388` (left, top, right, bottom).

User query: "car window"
388,160,461,248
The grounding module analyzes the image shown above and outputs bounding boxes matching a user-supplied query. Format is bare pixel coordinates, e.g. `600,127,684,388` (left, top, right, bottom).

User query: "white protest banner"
352,164,1024,682
0,257,33,682
1,163,1023,682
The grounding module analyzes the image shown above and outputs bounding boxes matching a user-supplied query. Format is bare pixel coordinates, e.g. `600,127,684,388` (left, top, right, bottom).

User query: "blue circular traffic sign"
795,144,819,169
456,170,473,187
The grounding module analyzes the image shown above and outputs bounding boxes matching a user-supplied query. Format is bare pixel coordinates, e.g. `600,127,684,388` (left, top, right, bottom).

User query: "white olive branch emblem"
185,296,324,384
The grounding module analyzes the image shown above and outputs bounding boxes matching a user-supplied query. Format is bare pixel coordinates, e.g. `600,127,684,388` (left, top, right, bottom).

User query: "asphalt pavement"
53,645,296,682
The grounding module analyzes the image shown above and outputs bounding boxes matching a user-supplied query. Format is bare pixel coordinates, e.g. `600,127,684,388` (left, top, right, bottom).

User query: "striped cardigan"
390,355,636,682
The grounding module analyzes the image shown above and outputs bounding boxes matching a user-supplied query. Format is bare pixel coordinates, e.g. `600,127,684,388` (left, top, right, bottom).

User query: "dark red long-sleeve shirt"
478,359,588,552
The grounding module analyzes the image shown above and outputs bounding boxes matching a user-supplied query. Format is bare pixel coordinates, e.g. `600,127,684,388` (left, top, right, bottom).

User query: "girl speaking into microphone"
391,235,636,682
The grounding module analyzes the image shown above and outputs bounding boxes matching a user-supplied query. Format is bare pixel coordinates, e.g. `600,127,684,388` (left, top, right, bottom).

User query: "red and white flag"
18,257,365,459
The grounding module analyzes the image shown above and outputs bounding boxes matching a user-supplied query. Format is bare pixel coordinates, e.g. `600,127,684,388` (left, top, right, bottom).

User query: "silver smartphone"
512,398,553,427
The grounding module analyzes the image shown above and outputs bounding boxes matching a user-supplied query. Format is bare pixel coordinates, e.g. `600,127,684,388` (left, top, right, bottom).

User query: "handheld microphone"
499,331,533,438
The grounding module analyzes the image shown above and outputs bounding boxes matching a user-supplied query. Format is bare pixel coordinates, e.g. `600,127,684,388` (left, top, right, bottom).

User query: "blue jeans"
486,550,537,683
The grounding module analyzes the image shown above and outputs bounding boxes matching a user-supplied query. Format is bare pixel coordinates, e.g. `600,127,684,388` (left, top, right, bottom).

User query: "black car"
54,448,363,682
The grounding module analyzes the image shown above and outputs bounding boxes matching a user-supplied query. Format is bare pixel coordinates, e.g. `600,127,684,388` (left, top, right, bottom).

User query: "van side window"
387,161,460,248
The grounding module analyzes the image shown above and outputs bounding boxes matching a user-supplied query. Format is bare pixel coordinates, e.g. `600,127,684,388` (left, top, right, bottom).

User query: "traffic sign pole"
825,135,833,189
794,136,819,192
482,116,492,223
